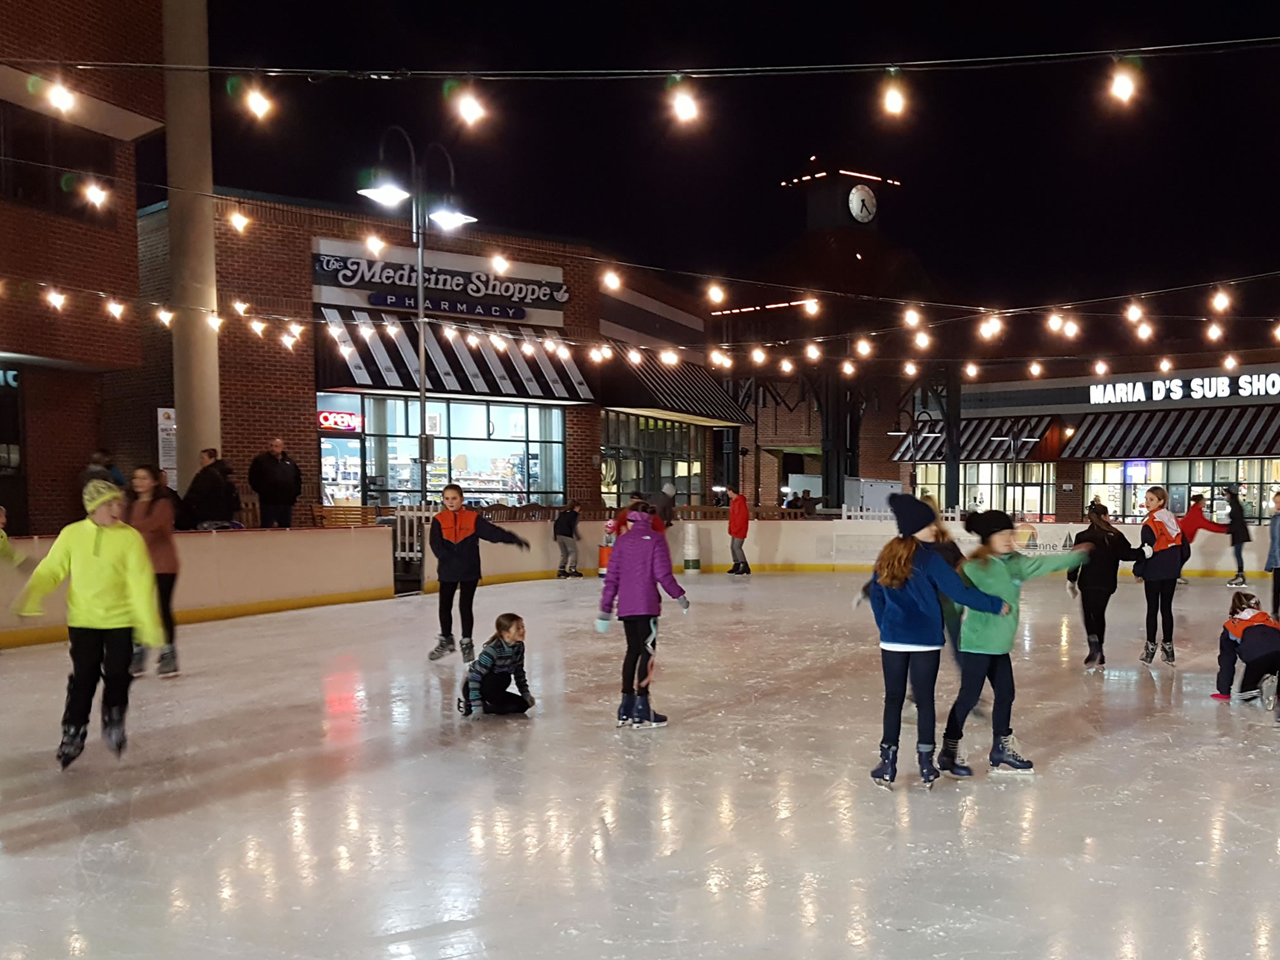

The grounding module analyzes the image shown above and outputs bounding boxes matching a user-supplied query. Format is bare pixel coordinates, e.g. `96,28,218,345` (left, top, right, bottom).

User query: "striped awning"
1061,406,1280,459
315,306,593,402
890,415,1053,462
599,340,752,426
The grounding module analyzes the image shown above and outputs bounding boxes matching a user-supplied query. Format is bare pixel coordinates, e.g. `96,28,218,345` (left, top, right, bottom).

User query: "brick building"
109,191,747,517
0,0,163,534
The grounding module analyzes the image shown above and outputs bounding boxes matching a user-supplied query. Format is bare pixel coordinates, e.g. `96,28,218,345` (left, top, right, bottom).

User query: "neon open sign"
318,410,362,431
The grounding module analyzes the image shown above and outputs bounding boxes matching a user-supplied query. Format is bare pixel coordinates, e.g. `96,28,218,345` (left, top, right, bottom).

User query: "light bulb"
1207,322,1223,341
443,326,457,340
328,325,341,339
965,363,979,378
48,83,74,112
883,86,905,115
1063,319,1079,338
360,324,375,340
1065,427,1076,438
1159,358,1172,373
841,360,855,375
979,316,1002,339
1047,314,1064,332
288,323,303,338
207,315,223,331
1029,361,1043,377
340,345,353,358
366,235,385,256
672,91,697,122
603,271,621,290
246,89,272,119
157,309,173,326
806,344,821,360
1136,322,1153,340
914,331,930,349
521,341,535,356
659,349,678,365
233,301,248,315
46,290,65,310
1111,70,1135,103
1273,322,1280,341
457,94,485,126
708,285,725,304
628,349,642,364
1094,360,1108,375
106,301,124,319
281,334,297,350
1212,290,1230,312
904,361,918,376
84,183,107,208
466,333,480,347
752,348,766,364
721,356,733,369
557,345,570,360
710,349,726,366
780,359,794,373
251,320,266,336
601,345,613,359
1225,355,1238,370
804,300,819,316
230,212,249,232
1125,304,1142,323
490,334,507,351
903,308,920,327
492,256,510,274
589,348,603,362
855,339,872,356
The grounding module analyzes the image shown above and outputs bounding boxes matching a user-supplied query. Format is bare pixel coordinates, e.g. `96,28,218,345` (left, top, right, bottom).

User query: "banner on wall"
157,407,178,490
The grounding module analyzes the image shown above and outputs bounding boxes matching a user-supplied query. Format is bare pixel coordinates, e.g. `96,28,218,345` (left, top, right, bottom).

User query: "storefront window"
600,410,705,508
1086,458,1280,524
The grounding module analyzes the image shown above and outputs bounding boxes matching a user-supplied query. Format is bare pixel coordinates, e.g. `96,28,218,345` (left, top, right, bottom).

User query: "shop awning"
890,415,1053,462
1061,405,1280,459
315,307,594,402
599,341,753,426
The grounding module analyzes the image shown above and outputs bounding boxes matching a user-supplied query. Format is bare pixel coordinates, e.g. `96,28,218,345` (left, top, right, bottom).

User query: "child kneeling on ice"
1213,592,1280,715
938,510,1090,777
458,613,535,719
597,502,688,729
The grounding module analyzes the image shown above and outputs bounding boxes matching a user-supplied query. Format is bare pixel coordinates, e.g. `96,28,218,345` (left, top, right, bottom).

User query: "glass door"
320,435,364,505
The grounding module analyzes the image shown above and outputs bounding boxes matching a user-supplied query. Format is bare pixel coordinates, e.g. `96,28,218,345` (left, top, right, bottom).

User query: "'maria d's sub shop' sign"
1090,372,1280,406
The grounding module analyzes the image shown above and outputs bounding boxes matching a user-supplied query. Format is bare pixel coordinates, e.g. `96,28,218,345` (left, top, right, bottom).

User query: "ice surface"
1,573,1279,959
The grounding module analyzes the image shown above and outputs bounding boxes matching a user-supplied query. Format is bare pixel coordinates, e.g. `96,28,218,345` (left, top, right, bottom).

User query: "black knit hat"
965,510,1015,542
889,493,936,538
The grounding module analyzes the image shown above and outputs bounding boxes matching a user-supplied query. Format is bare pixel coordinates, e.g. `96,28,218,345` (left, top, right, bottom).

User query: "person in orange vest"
1213,591,1280,715
726,483,751,576
1134,485,1189,665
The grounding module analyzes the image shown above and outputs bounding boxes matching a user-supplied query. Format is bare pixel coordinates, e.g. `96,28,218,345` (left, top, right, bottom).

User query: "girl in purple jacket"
597,503,689,728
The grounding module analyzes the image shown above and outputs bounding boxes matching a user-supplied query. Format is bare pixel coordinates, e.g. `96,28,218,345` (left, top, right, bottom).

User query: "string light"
281,334,297,350
490,333,507,351
603,271,621,290
883,85,905,115
491,256,510,274
710,349,727,366
804,300,819,316
1137,322,1153,340
443,326,457,340
903,308,920,327
780,359,794,373
84,183,107,208
157,309,173,326
721,356,733,369
965,363,979,378
805,344,821,360
1047,314,1063,332
672,90,698,122
366,235,385,256
913,331,930,349
752,348,766,363
1225,355,1238,370
46,290,65,310
47,83,75,112
457,93,485,126
106,301,124,319
328,325,341,339
1125,304,1142,322
1159,357,1172,372
521,341,535,356
659,349,678,365
708,284,725,304
841,360,855,375
1110,68,1136,103
628,348,642,364
1094,360,1108,375
1029,361,1043,377
979,316,1002,339
1212,290,1231,312
229,212,249,232
233,301,249,315
340,345,353,358
207,315,223,331
589,347,603,362
557,345,570,360
251,320,266,336
387,324,400,336
855,339,872,356
1064,426,1076,438
1273,322,1280,341
1063,319,1079,338
601,345,613,359
359,323,375,340
903,361,918,376
466,333,480,347
288,322,303,337
246,89,272,119
1207,322,1223,341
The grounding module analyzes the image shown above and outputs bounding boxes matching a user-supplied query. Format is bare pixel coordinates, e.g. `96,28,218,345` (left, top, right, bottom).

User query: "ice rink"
2,572,1279,959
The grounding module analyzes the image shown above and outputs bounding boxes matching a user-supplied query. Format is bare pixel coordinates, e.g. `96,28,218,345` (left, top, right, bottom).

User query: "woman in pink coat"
597,503,688,729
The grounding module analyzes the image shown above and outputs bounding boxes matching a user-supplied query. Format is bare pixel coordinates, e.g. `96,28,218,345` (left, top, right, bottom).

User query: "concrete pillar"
163,0,220,487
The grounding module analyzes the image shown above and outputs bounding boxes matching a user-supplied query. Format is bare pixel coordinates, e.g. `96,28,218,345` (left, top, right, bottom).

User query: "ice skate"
726,563,741,576
870,743,898,789
630,692,667,729
616,693,635,728
1227,574,1247,588
990,734,1034,775
739,562,752,576
428,634,456,661
1177,577,1189,585
129,644,147,677
101,706,127,758
1160,640,1176,665
460,638,475,663
156,644,179,678
556,568,569,579
938,737,973,778
1140,640,1157,664
1084,635,1103,667
56,725,87,770
1262,674,1279,712
918,747,940,789
568,567,584,578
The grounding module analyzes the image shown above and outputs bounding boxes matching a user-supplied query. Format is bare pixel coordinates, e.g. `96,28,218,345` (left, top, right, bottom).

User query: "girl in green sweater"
938,510,1090,777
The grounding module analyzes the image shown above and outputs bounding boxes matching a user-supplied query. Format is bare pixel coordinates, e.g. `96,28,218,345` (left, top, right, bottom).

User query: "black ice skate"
1140,640,1157,664
1084,635,1104,667
1160,640,1176,665
727,562,742,576
156,644,179,678
129,644,147,677
1262,674,1279,712
739,562,752,576
57,725,87,769
630,693,667,729
871,743,898,789
460,638,475,663
918,746,940,788
938,737,973,778
556,568,568,579
616,693,635,728
428,634,456,661
567,567,584,578
101,706,127,758
990,734,1034,775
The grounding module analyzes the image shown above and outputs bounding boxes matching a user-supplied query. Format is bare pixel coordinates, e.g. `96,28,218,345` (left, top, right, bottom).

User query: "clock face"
848,184,877,223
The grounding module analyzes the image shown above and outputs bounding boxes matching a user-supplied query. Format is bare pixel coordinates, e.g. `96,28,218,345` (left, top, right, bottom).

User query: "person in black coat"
553,499,582,578
1214,591,1280,711
1223,484,1252,587
1068,504,1149,666
248,438,303,529
182,449,240,529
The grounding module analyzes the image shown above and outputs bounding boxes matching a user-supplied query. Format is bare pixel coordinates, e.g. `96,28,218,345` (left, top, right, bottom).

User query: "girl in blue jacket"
868,494,1007,788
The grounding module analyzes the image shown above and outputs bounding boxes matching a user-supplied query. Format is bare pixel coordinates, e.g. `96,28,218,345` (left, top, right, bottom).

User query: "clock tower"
797,168,885,232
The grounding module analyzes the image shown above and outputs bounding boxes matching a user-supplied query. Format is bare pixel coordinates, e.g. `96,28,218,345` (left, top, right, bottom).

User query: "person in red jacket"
727,483,751,576
1178,493,1229,585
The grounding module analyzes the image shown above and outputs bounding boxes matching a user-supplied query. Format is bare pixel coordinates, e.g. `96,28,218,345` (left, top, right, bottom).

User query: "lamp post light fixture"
358,130,476,506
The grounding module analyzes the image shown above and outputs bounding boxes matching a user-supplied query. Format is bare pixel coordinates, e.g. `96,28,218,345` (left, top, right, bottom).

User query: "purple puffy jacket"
600,511,686,618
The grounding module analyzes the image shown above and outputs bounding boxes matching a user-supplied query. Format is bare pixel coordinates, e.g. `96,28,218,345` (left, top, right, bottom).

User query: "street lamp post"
359,130,475,505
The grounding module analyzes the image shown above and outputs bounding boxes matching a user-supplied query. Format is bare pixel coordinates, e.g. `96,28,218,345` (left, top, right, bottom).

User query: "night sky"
143,6,1280,319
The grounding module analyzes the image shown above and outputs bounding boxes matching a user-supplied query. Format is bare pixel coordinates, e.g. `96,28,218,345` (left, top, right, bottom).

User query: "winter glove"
515,536,531,551
677,596,690,614
524,693,536,708
1211,692,1232,701
595,614,612,634
1141,544,1153,559
1067,582,1079,600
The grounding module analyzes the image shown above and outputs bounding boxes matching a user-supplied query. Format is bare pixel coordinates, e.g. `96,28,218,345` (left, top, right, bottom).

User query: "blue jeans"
1234,542,1246,576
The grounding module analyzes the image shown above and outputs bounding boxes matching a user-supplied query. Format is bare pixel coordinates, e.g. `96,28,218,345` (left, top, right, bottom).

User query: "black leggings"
621,616,659,695
1242,651,1280,694
461,673,531,715
438,579,478,638
880,648,941,749
1272,570,1279,618
1144,579,1177,644
64,627,133,727
1080,588,1112,643
944,652,1015,742
156,573,177,647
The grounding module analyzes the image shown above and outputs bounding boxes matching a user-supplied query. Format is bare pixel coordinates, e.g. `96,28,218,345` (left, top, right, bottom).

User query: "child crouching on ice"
939,510,1090,777
1213,592,1280,717
458,613,535,720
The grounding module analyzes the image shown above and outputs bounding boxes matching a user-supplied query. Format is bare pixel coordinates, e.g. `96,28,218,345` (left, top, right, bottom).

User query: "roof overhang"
0,65,163,140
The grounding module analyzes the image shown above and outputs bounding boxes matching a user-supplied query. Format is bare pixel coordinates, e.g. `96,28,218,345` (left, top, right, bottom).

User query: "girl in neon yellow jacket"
15,480,162,768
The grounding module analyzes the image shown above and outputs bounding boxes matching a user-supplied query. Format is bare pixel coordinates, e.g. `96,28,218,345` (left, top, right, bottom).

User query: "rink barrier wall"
0,526,394,649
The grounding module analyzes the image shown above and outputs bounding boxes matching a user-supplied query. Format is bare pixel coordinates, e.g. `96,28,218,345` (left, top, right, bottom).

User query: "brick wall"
740,381,821,504
857,375,904,483
1057,460,1085,522
25,367,101,534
